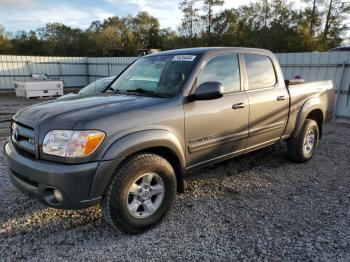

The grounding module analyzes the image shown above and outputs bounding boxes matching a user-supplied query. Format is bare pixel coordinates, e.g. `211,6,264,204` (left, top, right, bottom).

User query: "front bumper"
4,141,117,209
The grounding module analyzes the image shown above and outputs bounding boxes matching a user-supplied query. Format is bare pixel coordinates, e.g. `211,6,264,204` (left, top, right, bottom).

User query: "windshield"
79,77,114,95
110,55,198,97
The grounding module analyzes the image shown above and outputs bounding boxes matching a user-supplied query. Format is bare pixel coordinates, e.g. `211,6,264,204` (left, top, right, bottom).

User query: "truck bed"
284,80,335,137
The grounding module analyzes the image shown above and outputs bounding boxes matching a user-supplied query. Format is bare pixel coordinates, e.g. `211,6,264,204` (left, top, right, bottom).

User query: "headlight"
42,130,105,157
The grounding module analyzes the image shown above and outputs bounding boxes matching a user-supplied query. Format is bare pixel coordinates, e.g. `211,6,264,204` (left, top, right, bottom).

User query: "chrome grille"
11,121,36,157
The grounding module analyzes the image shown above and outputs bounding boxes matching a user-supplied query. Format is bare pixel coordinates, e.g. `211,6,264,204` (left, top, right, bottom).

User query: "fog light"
53,189,63,202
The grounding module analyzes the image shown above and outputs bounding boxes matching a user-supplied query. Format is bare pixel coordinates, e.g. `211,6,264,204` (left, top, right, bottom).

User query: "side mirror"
193,82,224,100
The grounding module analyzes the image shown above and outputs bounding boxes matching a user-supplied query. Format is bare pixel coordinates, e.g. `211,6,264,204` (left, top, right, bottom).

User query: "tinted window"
197,54,240,93
244,54,276,90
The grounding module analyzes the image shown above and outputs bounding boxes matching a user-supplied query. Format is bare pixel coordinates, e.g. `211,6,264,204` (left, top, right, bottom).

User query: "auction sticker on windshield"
172,55,196,62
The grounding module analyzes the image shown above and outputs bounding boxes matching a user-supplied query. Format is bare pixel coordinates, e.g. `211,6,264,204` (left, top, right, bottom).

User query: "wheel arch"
130,146,185,193
293,97,325,138
100,130,186,194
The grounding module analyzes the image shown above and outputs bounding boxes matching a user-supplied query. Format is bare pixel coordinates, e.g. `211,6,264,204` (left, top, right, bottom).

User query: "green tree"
295,0,323,51
0,25,12,54
322,0,350,49
212,0,309,52
88,20,102,32
159,28,180,50
202,0,224,44
0,24,5,37
0,36,12,54
302,0,323,37
132,11,161,49
212,8,251,46
179,0,200,43
11,30,46,55
37,23,86,56
0,2,349,56
97,26,123,56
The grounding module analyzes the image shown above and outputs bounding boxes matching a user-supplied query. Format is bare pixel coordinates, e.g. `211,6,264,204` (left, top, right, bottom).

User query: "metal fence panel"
0,56,139,90
0,55,90,89
86,57,137,83
0,53,349,119
276,51,350,119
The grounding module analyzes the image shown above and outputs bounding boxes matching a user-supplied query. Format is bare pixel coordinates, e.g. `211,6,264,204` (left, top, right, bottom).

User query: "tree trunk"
309,0,317,36
190,3,193,42
208,2,212,45
324,0,333,38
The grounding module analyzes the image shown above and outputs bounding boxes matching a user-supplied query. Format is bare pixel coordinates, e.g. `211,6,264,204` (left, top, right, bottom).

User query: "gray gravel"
0,95,350,261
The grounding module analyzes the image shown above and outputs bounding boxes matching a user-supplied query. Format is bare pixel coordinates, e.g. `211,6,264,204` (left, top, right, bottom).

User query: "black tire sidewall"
107,155,176,232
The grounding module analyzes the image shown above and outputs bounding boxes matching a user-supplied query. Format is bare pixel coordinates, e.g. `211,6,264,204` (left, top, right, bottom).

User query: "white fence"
0,53,349,119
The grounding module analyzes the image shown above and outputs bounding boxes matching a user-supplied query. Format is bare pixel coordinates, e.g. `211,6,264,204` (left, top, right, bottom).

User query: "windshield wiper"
125,88,170,98
104,87,126,95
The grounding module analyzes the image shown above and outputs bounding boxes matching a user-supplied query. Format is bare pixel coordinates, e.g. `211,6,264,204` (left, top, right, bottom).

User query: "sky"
0,0,259,33
4,0,346,40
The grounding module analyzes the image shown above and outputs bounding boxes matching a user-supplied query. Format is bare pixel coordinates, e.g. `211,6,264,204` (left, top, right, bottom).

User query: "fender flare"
102,129,186,165
89,129,186,198
292,97,324,137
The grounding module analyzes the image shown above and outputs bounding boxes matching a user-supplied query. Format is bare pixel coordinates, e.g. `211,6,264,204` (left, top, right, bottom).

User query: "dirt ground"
0,94,349,261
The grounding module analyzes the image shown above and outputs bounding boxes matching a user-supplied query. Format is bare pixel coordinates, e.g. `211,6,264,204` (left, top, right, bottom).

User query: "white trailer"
14,78,64,99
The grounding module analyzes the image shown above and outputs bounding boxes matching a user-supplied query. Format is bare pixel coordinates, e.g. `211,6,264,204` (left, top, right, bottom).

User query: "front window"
110,55,198,97
197,54,241,93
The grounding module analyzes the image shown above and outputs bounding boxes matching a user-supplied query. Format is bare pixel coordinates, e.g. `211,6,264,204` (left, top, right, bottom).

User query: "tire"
102,153,177,234
288,119,319,163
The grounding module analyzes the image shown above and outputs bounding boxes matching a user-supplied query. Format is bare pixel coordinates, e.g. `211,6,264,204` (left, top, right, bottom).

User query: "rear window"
244,54,276,90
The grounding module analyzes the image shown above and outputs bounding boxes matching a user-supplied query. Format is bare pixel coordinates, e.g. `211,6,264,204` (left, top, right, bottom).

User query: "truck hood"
13,94,164,130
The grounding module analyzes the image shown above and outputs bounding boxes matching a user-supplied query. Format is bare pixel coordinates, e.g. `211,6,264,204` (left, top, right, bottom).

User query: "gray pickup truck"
4,47,334,234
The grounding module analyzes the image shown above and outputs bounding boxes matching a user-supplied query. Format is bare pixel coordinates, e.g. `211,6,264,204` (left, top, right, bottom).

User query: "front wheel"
102,153,177,234
288,119,319,163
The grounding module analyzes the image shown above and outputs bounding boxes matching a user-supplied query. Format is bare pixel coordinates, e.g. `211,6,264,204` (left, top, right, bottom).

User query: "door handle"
232,103,245,109
277,96,286,101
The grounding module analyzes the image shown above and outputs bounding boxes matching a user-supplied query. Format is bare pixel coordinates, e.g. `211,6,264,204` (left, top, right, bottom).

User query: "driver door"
184,53,249,167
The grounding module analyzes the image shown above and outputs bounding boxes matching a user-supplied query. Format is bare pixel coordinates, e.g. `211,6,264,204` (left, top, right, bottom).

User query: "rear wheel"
102,153,177,234
288,119,319,163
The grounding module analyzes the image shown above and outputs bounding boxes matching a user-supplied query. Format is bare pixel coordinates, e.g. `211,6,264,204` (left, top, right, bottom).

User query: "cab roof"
145,47,274,57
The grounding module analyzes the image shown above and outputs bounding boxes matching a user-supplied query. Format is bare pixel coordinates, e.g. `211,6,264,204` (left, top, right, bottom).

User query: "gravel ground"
0,95,349,261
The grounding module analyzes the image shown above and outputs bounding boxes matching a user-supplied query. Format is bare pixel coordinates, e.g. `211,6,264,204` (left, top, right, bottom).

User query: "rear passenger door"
184,53,249,167
243,54,289,150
